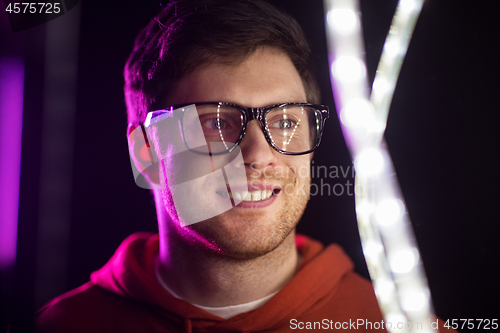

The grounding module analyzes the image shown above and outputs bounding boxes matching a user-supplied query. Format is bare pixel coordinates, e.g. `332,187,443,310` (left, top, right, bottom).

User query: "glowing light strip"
371,0,424,129
323,0,436,332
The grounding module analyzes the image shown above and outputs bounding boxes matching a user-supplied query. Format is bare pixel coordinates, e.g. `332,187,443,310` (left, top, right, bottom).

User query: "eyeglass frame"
139,102,330,156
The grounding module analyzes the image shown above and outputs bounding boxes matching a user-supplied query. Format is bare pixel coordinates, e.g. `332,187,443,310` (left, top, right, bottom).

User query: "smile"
217,188,281,202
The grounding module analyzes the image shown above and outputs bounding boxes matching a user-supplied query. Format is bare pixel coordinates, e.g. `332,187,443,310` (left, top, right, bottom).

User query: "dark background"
1,0,498,331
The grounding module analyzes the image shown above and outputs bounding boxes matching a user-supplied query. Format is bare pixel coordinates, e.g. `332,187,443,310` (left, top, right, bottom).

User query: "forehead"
162,47,307,108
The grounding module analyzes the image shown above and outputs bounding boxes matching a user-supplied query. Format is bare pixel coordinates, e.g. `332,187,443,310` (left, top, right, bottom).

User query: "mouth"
218,188,281,201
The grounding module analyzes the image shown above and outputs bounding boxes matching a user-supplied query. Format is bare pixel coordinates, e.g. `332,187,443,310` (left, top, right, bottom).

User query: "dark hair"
124,0,320,124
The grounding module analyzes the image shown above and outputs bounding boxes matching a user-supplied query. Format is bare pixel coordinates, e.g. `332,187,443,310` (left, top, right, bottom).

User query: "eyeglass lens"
182,104,320,154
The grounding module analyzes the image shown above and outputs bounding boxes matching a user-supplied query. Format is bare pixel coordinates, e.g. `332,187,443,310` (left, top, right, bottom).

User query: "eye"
208,118,225,130
278,119,293,129
200,115,234,132
269,117,298,130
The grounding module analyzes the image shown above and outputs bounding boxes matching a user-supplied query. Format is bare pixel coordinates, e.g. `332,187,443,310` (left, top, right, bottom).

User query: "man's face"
156,47,311,259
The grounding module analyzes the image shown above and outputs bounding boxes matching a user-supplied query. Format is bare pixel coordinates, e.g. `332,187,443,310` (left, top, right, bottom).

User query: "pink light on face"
0,58,24,269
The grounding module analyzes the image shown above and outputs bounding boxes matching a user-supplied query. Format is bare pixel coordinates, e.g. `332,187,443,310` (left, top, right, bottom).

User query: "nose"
238,120,279,171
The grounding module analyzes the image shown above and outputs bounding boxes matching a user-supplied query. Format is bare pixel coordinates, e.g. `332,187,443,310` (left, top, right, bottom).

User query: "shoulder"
36,282,113,332
293,237,383,321
330,270,381,314
299,263,382,320
35,282,159,333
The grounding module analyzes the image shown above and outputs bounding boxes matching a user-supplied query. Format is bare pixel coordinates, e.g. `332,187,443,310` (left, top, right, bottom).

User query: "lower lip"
233,191,279,209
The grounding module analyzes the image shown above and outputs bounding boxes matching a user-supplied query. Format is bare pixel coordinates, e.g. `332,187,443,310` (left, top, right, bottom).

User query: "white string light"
323,0,435,332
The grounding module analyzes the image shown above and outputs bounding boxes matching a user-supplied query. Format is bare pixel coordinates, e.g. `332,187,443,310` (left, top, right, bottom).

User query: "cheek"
149,126,182,185
288,156,311,181
151,126,171,160
157,145,176,189
282,158,311,195
298,162,311,181
148,118,184,164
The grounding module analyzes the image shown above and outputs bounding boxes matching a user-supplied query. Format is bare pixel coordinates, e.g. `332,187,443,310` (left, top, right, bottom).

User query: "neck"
155,195,300,307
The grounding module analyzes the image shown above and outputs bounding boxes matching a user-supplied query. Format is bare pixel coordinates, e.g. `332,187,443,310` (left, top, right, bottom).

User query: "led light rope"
323,0,436,332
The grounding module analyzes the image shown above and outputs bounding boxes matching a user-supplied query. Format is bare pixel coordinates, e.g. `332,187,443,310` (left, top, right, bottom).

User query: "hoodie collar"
91,232,354,332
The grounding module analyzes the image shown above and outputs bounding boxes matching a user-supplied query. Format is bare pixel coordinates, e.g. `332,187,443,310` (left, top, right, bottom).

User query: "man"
35,0,453,332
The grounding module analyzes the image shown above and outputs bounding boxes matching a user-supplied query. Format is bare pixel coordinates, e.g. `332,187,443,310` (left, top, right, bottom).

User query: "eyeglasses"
142,102,329,155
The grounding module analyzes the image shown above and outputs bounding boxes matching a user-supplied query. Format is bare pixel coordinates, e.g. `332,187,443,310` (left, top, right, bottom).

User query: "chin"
185,200,305,260
161,172,311,259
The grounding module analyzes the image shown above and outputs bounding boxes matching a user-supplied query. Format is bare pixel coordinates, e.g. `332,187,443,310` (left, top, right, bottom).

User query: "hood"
90,232,354,332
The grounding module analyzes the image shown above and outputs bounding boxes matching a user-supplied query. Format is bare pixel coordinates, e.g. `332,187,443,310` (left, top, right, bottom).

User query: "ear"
127,123,161,188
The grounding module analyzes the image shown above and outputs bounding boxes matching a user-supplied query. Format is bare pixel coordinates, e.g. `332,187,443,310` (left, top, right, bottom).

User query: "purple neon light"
0,58,24,269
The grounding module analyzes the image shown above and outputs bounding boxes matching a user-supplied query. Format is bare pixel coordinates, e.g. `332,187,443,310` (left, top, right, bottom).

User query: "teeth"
252,191,261,201
241,190,249,200
227,189,274,201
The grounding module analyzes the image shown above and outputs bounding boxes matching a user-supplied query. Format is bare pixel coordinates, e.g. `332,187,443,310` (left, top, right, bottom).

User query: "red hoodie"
35,233,453,332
